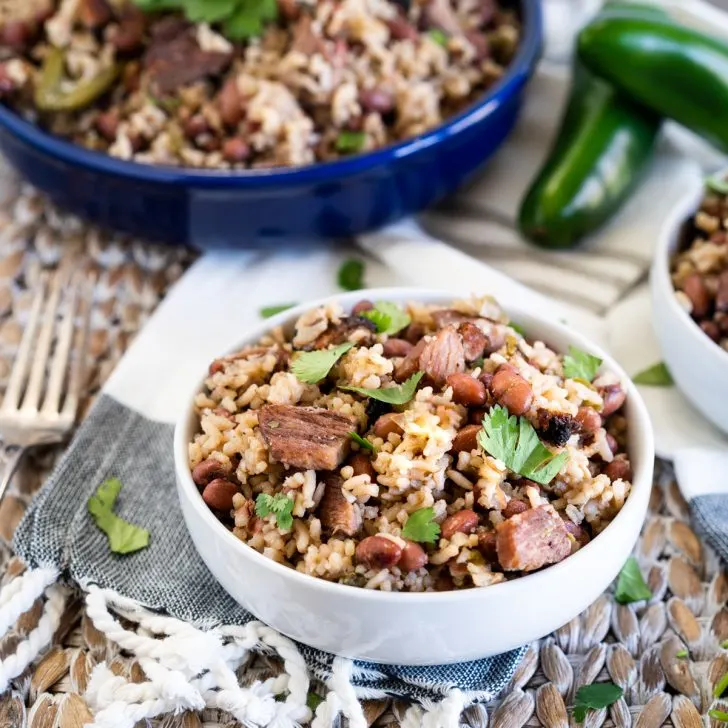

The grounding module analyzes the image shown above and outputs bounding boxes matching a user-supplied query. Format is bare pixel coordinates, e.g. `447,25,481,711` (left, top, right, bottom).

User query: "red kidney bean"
503,499,528,519
441,509,479,540
222,138,251,164
468,407,488,426
202,478,238,511
352,300,374,315
451,424,480,453
446,373,486,406
382,338,413,358
399,541,428,571
605,456,633,482
209,359,225,375
277,0,300,20
491,366,533,415
356,536,402,569
700,320,721,341
183,114,210,140
373,413,403,439
605,433,618,456
575,406,601,433
476,528,497,561
386,16,419,40
192,458,232,486
0,20,33,50
360,88,394,114
716,271,728,313
682,272,711,319
600,384,626,417
95,111,120,141
217,77,244,127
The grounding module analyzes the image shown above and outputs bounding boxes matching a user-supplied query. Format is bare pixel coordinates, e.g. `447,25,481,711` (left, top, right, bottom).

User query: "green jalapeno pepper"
518,3,664,249
35,47,120,112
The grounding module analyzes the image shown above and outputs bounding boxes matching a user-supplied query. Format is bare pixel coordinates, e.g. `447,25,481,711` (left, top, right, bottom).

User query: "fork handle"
0,444,24,504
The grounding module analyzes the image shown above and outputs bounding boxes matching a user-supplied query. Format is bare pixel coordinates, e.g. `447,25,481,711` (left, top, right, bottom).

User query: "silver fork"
0,272,92,503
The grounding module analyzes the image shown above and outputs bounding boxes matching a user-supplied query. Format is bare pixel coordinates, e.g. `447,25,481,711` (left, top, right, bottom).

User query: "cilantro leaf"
342,371,424,405
477,406,568,486
360,301,411,336
472,356,485,368
307,692,324,711
291,342,353,384
563,346,603,382
613,557,652,604
260,303,297,318
632,361,673,386
338,259,365,291
573,683,623,723
429,29,448,46
510,322,526,337
336,131,366,154
676,649,688,658
350,432,375,452
88,478,150,555
402,507,440,544
255,493,294,530
707,174,728,195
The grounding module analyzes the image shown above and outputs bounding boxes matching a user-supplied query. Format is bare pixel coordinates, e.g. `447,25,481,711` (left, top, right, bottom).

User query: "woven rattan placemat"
0,176,721,728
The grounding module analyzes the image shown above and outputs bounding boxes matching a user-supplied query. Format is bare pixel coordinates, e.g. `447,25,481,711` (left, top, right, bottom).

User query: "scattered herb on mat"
572,683,623,723
613,556,652,604
343,371,424,405
335,131,366,154
707,174,728,195
307,692,324,711
402,507,440,544
676,649,688,658
88,478,150,555
429,29,448,46
350,432,375,452
563,345,603,382
292,342,353,384
260,303,296,318
477,405,569,486
361,301,411,336
255,493,294,530
632,361,673,386
710,709,728,722
133,0,278,40
338,259,365,291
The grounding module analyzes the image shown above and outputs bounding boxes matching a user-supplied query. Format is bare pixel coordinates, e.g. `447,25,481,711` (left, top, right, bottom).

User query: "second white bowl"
174,288,654,665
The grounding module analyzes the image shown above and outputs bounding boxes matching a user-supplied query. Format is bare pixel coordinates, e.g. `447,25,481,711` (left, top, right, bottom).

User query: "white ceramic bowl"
174,288,654,665
651,182,728,435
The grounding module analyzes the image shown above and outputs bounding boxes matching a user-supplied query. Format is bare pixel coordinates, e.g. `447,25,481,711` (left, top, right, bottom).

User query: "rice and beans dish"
0,0,520,169
671,178,728,353
188,296,633,592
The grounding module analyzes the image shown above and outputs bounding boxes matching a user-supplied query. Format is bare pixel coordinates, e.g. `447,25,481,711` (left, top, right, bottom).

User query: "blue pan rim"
0,0,542,188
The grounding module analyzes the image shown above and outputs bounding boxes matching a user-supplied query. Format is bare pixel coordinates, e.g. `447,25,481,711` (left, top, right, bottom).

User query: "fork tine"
1,275,48,413
20,272,64,414
40,279,79,416
60,278,93,420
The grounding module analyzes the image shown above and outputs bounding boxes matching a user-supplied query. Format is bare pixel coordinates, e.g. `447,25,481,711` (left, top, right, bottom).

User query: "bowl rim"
0,0,542,188
174,286,655,605
652,174,728,366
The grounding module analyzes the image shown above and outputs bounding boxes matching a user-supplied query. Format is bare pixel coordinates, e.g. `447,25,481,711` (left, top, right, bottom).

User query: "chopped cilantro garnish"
429,29,448,46
291,342,353,384
338,259,365,291
676,649,688,658
88,478,150,555
336,130,366,154
342,371,424,405
632,361,673,386
613,557,652,604
260,303,297,318
477,405,568,486
360,301,411,336
350,432,375,452
307,692,324,711
472,356,485,368
132,0,278,40
401,507,440,544
509,322,525,337
563,346,603,382
255,493,294,530
573,683,623,723
707,174,728,195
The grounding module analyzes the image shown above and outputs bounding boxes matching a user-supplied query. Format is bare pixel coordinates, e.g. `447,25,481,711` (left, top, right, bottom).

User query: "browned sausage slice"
258,405,355,470
496,505,571,572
